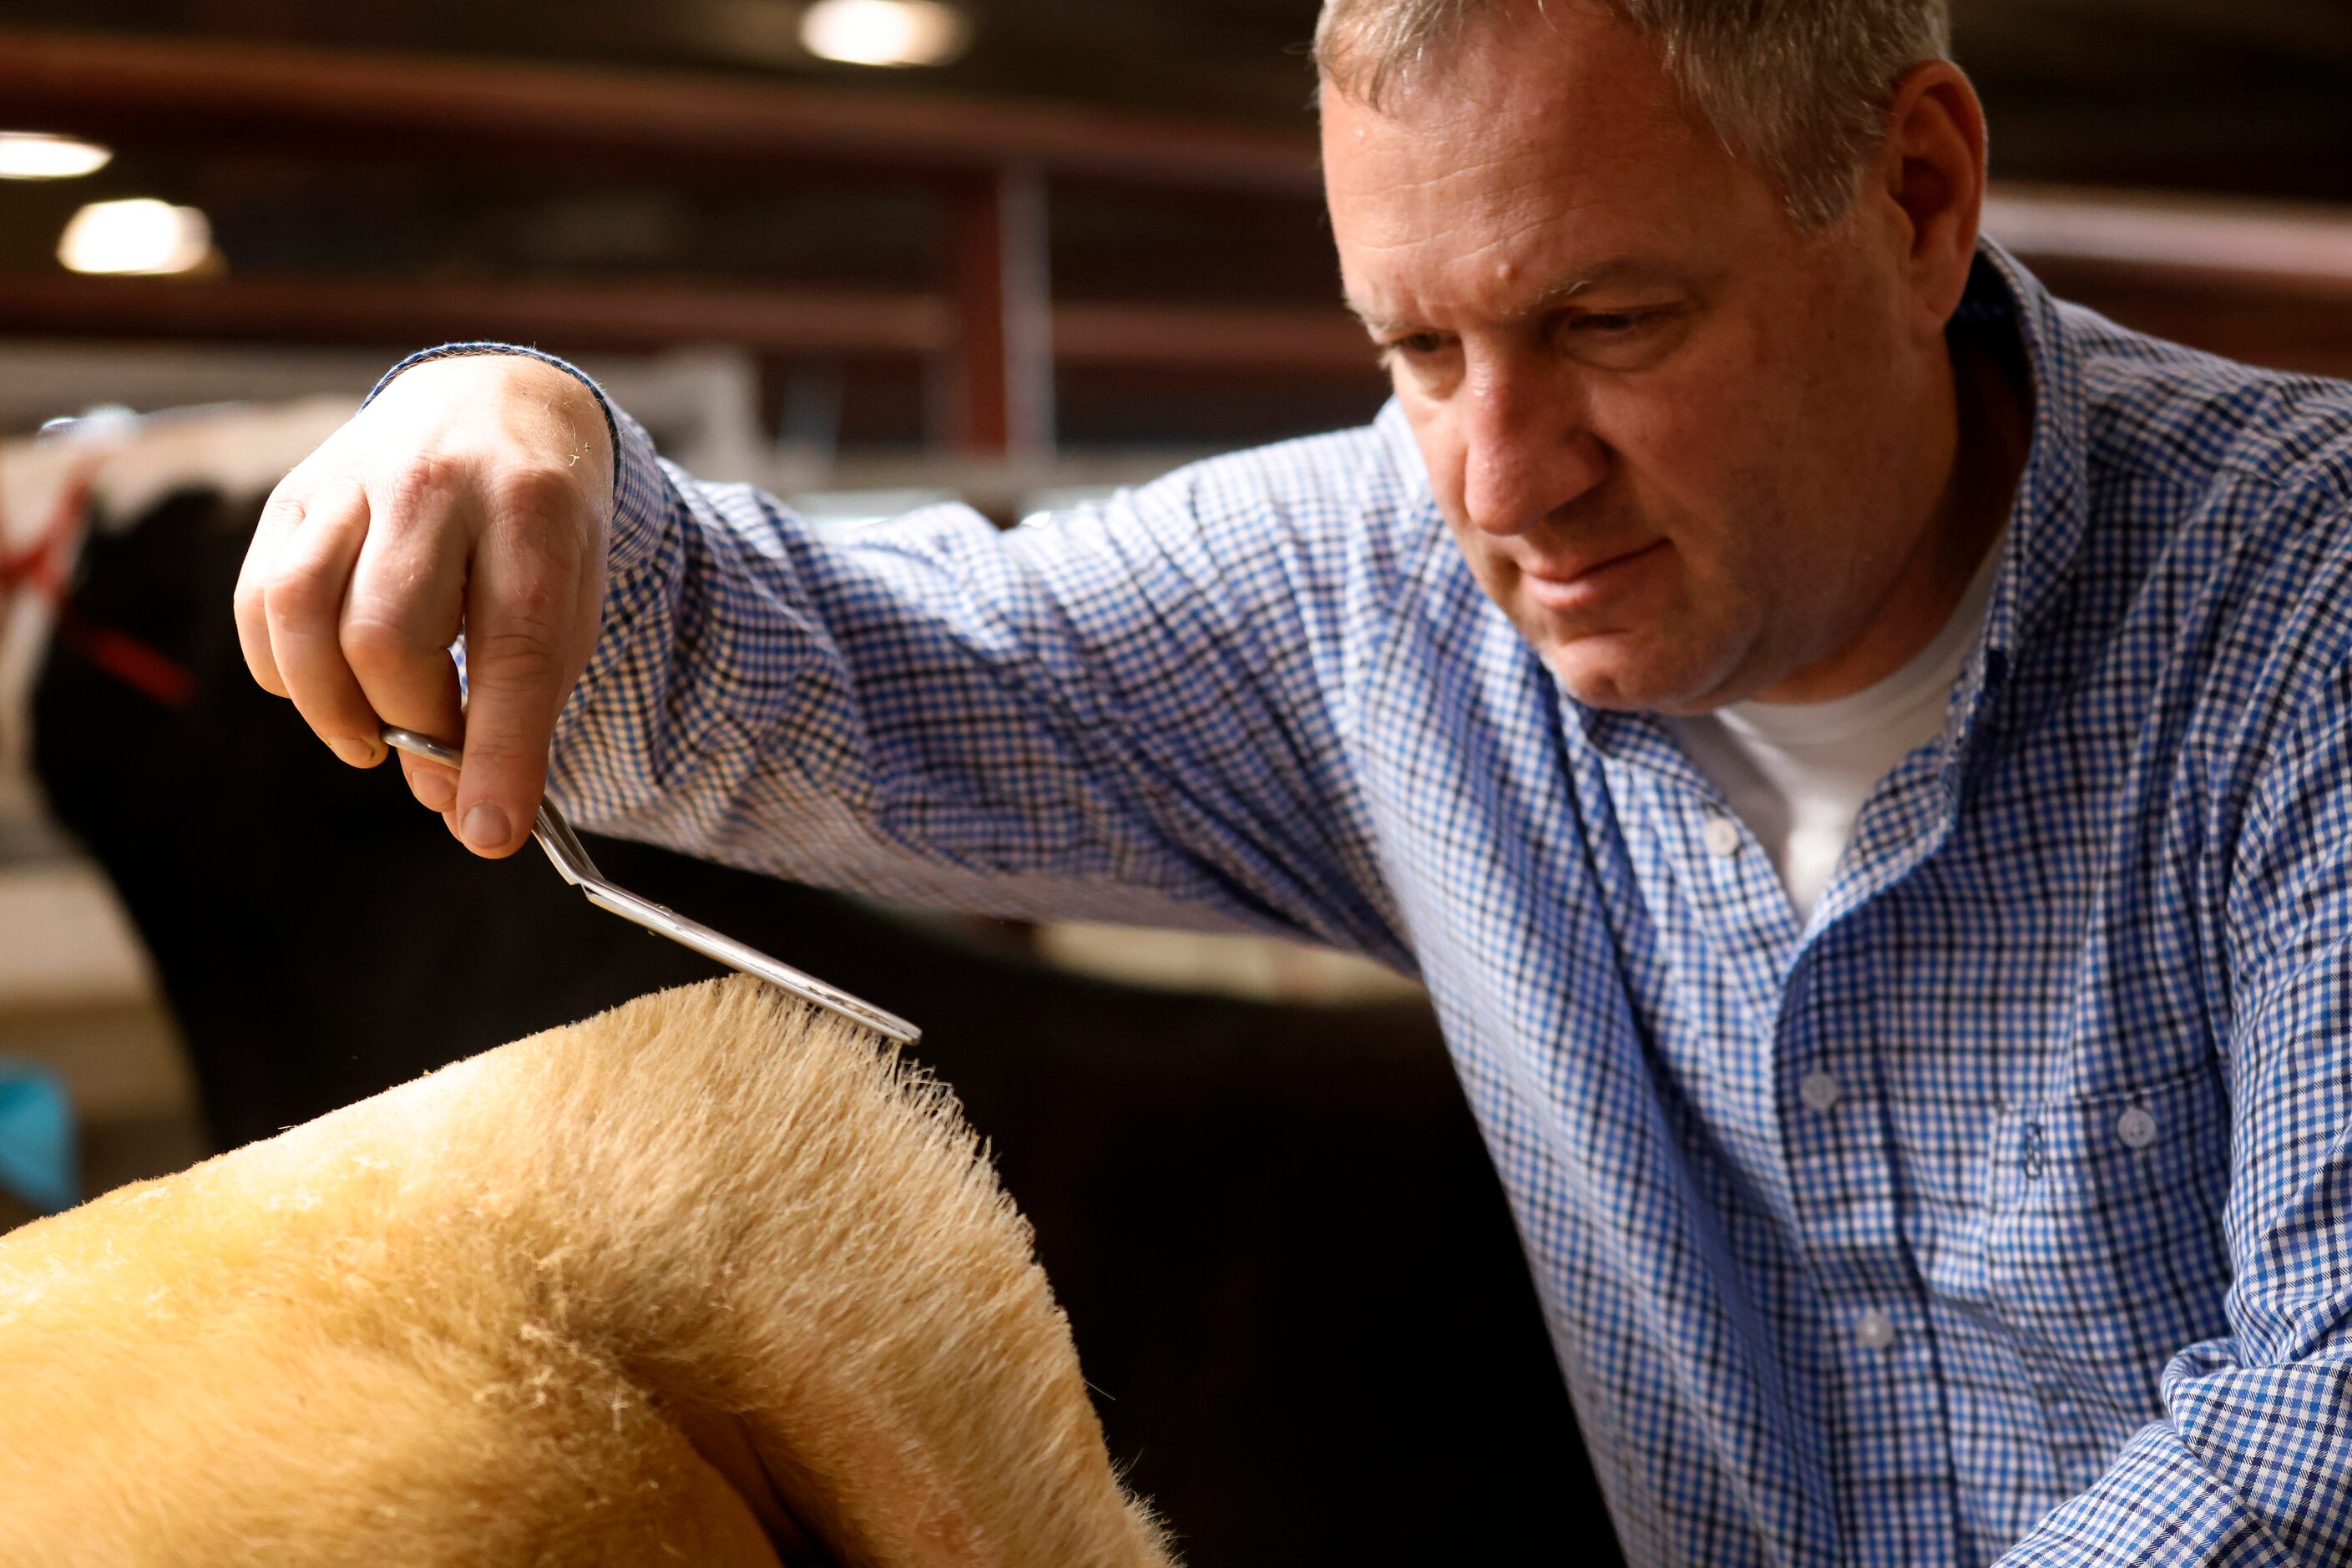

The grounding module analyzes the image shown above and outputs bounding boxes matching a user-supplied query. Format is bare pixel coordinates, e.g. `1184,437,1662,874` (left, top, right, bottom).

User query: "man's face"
1323,3,1946,714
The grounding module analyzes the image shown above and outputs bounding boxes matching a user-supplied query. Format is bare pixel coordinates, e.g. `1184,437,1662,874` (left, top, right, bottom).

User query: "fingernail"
329,736,380,768
460,801,512,850
410,768,457,812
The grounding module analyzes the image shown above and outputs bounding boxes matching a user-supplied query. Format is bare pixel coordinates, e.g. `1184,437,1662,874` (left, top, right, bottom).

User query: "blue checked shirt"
423,241,2352,1564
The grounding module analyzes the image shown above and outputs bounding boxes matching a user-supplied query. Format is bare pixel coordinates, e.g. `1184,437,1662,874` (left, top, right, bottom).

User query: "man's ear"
1872,59,1990,330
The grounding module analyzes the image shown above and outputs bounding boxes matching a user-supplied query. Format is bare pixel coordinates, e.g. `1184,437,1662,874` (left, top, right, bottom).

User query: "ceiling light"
799,0,971,68
0,132,113,180
58,199,215,277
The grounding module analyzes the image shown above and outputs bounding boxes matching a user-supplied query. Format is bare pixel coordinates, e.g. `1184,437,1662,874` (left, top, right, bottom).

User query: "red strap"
53,607,198,711
0,457,100,605
2,452,197,710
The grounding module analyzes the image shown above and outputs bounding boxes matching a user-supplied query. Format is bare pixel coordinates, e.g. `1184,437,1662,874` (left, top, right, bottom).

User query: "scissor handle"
381,726,462,771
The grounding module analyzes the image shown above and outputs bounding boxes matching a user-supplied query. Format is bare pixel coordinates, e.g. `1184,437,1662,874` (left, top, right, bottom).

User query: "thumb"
449,551,591,859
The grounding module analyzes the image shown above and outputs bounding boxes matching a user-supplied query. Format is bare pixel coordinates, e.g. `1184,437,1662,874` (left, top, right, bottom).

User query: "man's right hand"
232,353,618,858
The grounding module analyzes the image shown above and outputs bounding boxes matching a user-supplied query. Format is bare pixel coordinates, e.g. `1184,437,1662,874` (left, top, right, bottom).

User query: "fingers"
343,457,471,811
240,447,504,815
232,358,613,847
446,470,598,858
251,480,385,769
402,757,459,817
232,478,316,701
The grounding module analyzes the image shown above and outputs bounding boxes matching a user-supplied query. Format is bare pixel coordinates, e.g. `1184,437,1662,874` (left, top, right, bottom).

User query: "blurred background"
1,1,2348,1560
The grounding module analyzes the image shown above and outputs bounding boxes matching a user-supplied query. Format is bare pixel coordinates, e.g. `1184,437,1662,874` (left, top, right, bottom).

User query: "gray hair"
1313,0,1954,229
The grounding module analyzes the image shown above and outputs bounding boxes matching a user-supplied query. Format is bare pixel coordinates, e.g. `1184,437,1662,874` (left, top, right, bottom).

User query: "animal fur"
0,977,1177,1567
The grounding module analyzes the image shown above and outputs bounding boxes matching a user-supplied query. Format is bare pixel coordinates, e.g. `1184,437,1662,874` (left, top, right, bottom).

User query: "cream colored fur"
0,977,1177,1567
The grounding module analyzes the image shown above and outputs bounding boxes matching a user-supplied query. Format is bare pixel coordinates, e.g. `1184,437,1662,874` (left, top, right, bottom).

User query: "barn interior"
2,1,2349,1560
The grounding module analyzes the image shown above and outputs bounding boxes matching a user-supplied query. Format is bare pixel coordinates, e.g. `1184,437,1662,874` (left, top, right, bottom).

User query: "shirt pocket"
1975,1063,2233,1480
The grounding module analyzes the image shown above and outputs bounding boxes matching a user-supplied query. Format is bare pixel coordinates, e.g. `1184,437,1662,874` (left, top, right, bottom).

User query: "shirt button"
2117,1106,2159,1151
1854,1308,1897,1352
1702,815,1743,858
1799,1070,1842,1114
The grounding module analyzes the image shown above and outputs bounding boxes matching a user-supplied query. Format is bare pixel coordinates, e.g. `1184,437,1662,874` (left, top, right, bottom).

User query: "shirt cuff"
364,341,622,498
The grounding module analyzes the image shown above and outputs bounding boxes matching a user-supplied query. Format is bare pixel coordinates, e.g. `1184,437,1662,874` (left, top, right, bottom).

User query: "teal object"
0,1060,77,1216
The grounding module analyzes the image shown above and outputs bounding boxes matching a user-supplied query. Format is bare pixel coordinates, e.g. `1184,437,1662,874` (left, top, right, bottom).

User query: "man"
235,0,2352,1561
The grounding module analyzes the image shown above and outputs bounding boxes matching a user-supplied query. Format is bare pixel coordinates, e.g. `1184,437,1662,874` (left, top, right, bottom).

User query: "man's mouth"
1518,540,1668,612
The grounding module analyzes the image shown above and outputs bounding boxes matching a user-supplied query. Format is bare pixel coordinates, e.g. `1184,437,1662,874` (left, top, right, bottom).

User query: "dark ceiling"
6,0,2350,197
4,0,2346,448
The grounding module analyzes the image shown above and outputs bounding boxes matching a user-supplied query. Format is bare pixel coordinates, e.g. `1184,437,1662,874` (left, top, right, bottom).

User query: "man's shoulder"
2062,301,2352,524
1148,402,1433,517
2048,305,2352,782
1115,402,1453,588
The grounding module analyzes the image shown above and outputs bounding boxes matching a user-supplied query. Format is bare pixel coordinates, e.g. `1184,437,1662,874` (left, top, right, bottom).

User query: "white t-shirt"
1665,542,2002,921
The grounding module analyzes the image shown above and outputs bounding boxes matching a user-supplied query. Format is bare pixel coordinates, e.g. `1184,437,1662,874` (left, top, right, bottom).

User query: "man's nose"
1456,368,1607,537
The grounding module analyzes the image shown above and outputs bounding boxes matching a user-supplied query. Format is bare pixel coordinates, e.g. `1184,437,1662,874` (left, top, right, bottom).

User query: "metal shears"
382,726,920,1045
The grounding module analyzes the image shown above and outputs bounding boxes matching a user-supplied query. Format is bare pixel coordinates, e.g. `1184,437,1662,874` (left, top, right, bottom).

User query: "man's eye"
1558,307,1687,367
1575,311,1662,336
1384,332,1449,359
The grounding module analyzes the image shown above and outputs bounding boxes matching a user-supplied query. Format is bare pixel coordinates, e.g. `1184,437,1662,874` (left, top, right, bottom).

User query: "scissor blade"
378,724,919,1044
580,883,922,1044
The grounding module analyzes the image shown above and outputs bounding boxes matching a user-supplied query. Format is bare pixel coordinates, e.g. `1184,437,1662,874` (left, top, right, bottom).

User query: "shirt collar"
1941,239,2091,759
